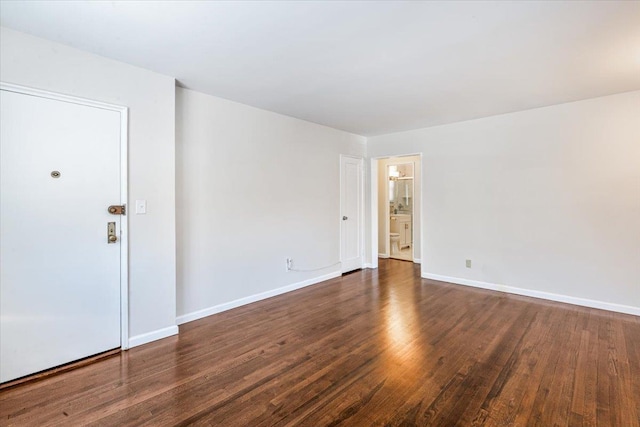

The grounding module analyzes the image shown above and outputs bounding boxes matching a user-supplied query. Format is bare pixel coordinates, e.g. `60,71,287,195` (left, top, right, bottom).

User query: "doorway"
0,83,129,383
372,155,422,266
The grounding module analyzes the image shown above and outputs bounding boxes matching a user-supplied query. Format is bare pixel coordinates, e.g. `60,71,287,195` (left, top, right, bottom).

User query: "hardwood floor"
2,259,639,426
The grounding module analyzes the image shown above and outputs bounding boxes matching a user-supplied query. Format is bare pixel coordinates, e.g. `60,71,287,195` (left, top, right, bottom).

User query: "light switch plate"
135,199,147,215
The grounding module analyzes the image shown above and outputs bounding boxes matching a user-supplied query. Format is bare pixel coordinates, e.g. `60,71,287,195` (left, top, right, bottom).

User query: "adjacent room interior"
377,155,422,263
0,1,639,425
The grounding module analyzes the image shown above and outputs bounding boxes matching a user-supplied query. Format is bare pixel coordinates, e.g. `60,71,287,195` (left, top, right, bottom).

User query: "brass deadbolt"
108,205,126,215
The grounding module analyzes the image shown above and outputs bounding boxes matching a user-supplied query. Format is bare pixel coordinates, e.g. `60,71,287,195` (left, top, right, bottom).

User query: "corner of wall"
128,325,179,349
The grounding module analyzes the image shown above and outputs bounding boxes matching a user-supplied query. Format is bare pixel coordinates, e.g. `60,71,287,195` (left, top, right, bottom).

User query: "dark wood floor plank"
1,259,638,426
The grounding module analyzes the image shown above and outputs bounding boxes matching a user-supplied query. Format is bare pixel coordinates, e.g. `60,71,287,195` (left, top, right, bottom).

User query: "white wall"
376,156,422,260
0,27,178,345
368,90,640,314
176,88,365,323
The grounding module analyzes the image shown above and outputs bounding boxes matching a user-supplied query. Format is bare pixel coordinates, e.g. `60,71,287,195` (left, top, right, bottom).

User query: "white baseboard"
364,263,375,269
413,258,421,264
128,325,179,348
378,253,389,259
176,270,342,325
421,272,640,317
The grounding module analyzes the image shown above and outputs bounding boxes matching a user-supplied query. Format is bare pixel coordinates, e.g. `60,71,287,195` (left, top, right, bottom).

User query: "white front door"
0,88,123,383
340,156,363,273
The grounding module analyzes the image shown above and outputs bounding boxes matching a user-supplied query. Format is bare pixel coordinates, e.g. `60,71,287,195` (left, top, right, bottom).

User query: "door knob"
342,216,348,220
108,235,118,243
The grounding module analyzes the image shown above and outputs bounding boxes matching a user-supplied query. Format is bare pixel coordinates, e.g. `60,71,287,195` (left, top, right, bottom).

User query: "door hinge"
108,204,126,215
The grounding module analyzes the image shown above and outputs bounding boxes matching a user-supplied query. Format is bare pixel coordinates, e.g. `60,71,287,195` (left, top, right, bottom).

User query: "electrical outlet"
286,257,293,272
466,259,472,268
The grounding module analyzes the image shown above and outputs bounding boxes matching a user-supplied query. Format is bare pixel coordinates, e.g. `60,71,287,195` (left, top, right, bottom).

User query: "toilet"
390,233,400,254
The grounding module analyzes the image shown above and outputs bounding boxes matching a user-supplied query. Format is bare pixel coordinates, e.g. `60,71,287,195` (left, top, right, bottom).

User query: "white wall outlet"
286,257,293,272
135,199,147,215
466,259,472,268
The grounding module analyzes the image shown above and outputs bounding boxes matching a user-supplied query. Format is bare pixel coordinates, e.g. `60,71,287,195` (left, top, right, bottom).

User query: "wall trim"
176,270,342,325
378,253,389,259
413,258,421,264
128,325,179,348
421,272,640,316
364,263,376,269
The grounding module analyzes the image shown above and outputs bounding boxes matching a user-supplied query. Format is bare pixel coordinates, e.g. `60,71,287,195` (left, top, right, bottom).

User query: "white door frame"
339,155,365,272
0,82,130,349
369,153,423,270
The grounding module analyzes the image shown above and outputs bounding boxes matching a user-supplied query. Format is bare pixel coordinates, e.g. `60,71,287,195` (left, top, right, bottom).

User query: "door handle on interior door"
342,216,348,220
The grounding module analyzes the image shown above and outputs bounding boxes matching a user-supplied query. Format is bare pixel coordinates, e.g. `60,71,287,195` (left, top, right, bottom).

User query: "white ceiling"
1,1,639,136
